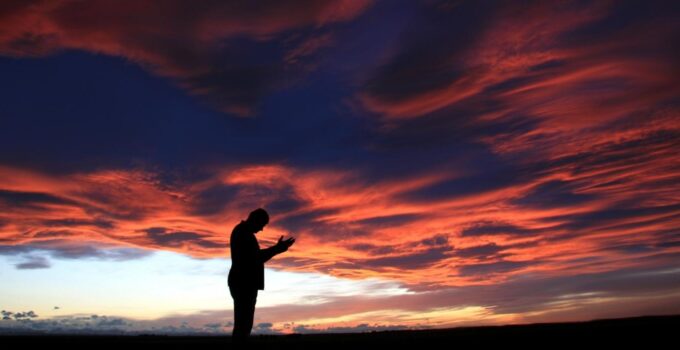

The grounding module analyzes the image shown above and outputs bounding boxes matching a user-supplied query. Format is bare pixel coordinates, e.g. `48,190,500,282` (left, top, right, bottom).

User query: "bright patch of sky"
1,248,412,320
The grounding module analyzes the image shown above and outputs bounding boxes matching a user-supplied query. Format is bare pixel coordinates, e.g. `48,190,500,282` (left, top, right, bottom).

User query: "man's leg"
242,292,257,337
231,288,258,342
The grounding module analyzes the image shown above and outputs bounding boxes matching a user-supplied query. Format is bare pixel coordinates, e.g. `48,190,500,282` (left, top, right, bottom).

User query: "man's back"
228,220,265,290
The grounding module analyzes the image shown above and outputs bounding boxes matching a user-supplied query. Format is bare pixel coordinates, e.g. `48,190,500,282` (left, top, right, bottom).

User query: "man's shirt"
228,220,281,291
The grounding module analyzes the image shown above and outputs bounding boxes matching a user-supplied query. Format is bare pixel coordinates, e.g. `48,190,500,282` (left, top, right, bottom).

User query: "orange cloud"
2,152,679,291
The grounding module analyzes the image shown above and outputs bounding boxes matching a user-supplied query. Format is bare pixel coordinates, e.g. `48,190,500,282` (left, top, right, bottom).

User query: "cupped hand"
277,235,296,252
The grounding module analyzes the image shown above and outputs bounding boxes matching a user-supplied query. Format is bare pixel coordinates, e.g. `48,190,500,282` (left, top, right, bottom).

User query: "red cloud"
2,154,679,290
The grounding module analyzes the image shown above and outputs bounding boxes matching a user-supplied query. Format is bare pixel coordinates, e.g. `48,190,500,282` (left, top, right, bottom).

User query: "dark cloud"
275,208,342,235
555,0,680,49
95,317,128,327
0,0,373,116
190,181,306,217
31,230,79,239
1,310,38,320
458,260,535,277
177,41,284,116
143,227,225,249
0,245,34,255
347,243,396,255
543,203,680,240
51,246,152,261
15,256,50,269
359,246,451,269
6,242,146,261
574,130,679,174
39,218,115,229
0,189,77,208
420,234,449,247
353,213,425,228
657,240,680,249
203,322,226,330
460,221,537,237
346,234,451,265
602,243,657,255
189,184,241,216
1,310,11,320
272,256,334,270
0,313,143,335
361,0,492,110
455,243,506,260
265,195,308,215
0,241,154,263
293,323,410,334
511,180,595,209
0,310,236,335
396,153,525,203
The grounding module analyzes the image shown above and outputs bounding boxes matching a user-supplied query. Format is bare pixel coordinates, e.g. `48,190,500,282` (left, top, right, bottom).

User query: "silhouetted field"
2,314,677,348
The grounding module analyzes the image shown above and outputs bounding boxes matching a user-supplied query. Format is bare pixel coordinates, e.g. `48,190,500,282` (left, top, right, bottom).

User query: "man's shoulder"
232,220,245,231
231,220,254,239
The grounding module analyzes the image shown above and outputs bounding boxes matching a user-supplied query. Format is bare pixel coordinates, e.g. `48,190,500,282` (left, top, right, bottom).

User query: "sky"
1,0,680,335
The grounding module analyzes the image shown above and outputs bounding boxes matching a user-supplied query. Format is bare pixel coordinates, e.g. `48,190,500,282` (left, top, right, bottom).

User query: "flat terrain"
2,314,677,348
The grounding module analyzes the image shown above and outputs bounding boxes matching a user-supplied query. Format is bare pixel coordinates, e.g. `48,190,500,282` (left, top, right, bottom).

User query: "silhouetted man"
228,208,295,342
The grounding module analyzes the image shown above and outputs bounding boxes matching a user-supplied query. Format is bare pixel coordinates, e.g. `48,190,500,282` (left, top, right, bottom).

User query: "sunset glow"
1,0,679,335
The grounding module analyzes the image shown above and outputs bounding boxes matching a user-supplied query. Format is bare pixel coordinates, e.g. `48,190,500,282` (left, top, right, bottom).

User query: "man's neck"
240,220,256,234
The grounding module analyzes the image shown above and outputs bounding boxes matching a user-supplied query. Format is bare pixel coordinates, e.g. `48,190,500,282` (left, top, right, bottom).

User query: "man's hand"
275,236,295,253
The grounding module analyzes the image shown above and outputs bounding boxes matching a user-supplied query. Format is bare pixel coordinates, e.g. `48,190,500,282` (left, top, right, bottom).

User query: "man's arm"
257,236,295,263
258,245,284,264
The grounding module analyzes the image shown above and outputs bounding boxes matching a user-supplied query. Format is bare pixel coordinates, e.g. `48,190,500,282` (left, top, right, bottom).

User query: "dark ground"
1,314,678,348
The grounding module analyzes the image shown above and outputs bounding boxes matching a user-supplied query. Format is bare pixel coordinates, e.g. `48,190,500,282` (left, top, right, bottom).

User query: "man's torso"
228,221,265,290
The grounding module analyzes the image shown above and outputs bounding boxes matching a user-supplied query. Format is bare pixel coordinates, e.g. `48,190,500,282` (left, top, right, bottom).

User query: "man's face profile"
248,218,267,234
254,222,266,233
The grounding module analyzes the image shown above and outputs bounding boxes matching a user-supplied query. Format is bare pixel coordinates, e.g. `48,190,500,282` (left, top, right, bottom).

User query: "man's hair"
247,208,269,225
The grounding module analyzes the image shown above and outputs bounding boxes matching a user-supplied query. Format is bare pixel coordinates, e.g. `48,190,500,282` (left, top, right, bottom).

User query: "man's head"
245,208,269,233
